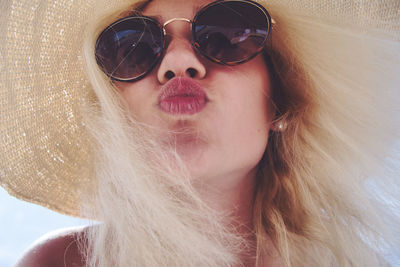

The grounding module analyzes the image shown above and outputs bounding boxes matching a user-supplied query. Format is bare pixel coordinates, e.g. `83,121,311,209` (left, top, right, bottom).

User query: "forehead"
143,0,215,20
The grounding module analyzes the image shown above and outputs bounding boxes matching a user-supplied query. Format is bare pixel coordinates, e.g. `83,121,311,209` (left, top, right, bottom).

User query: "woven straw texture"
0,0,399,218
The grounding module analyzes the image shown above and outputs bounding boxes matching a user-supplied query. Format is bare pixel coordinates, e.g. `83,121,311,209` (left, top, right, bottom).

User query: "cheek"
222,62,272,135
228,90,270,153
116,81,156,121
121,89,143,113
212,71,272,167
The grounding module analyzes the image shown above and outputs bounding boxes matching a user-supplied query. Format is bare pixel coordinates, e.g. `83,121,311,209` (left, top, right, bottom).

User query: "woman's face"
116,0,274,183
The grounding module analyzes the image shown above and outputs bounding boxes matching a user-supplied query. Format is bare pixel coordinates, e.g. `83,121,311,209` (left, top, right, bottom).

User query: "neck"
194,168,258,266
193,169,282,267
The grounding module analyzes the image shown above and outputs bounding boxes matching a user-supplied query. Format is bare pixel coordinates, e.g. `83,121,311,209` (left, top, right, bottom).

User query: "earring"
272,120,287,132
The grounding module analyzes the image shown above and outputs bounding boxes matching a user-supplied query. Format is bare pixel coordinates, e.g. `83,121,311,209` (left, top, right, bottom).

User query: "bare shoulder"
15,226,88,267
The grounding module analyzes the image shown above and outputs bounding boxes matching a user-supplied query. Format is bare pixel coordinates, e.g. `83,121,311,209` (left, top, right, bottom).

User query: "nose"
157,22,206,84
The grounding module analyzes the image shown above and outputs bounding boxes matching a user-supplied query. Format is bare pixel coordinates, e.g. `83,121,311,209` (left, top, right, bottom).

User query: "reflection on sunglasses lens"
194,1,269,64
96,18,163,80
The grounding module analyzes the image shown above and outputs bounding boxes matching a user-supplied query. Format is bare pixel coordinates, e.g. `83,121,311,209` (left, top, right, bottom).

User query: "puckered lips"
158,77,208,115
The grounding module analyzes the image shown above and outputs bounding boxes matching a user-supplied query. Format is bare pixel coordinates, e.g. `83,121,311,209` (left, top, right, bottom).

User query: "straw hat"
1,0,399,218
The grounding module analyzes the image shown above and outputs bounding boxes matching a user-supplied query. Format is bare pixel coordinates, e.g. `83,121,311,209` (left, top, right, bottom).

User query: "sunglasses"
95,0,272,82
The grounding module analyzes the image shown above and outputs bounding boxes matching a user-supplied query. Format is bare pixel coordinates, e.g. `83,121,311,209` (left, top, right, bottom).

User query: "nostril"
163,68,199,81
165,70,175,80
187,68,197,78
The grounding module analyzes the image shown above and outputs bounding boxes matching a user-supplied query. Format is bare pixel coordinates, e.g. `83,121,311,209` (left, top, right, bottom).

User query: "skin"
18,0,275,266
15,228,85,267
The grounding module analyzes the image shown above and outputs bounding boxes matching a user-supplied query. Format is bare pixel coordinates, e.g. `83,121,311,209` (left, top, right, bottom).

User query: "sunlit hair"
81,0,400,266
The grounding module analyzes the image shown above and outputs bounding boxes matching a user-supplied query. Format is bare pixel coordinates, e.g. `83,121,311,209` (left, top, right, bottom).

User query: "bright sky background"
1,185,399,266
0,187,89,266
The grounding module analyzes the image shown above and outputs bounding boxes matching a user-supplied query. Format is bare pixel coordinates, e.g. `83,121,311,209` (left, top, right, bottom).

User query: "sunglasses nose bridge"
162,18,192,35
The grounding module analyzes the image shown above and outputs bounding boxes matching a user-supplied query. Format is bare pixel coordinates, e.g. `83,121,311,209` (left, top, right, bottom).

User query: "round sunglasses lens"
193,1,270,65
95,17,163,81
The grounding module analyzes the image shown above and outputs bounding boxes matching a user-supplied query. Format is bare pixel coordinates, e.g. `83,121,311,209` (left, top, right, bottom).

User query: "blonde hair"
80,1,400,266
254,4,400,266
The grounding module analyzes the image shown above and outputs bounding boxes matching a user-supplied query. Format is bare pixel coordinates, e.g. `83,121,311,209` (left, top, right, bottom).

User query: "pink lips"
158,77,208,115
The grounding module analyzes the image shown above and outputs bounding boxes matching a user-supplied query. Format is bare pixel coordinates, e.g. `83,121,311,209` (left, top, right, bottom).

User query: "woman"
1,0,399,266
